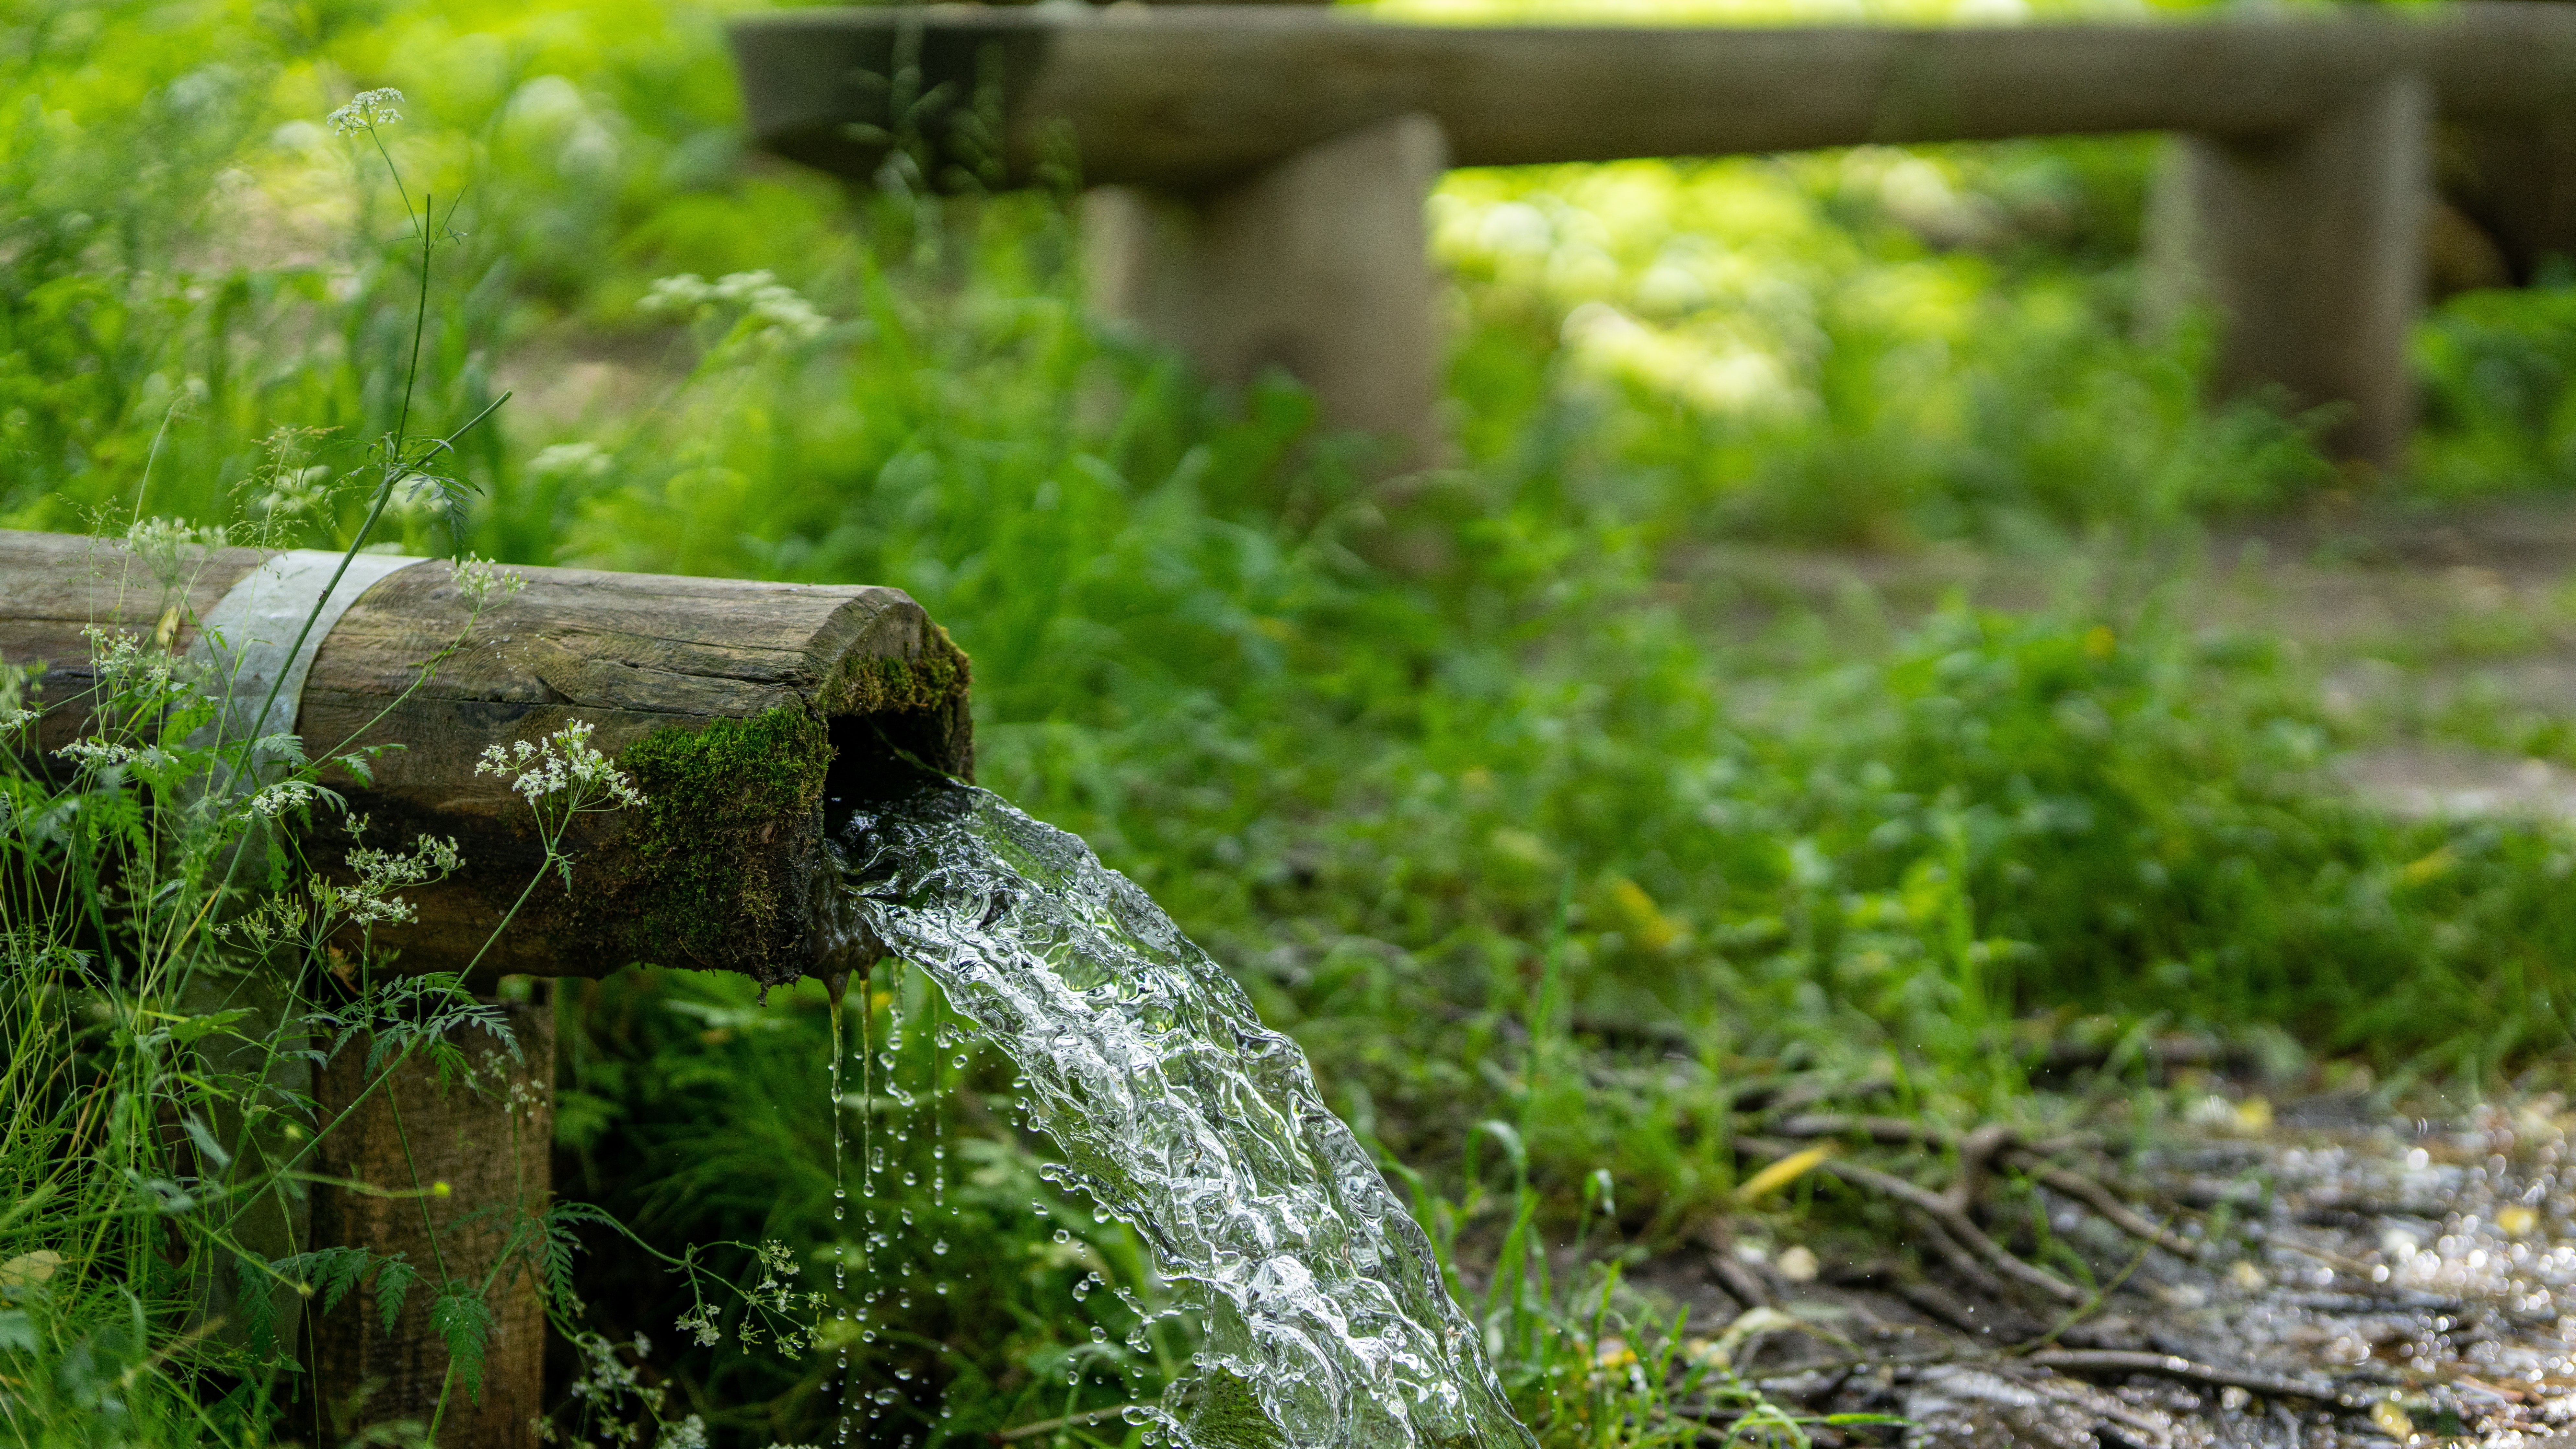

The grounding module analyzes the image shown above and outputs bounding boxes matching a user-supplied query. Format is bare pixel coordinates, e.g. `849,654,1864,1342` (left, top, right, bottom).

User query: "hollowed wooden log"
2,527,972,985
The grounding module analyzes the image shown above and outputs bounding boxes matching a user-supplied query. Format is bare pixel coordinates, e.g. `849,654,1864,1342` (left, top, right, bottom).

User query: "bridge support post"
2178,74,2429,474
1085,112,1450,467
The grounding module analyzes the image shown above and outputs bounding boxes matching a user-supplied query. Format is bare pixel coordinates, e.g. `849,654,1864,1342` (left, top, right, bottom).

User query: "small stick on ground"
1741,1137,2085,1303
2022,1349,2351,1406
2008,1150,2201,1258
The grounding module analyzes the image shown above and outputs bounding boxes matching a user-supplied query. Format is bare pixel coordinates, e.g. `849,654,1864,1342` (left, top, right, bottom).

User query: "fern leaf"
316,1246,371,1316
429,1284,492,1402
236,1254,280,1361
374,1253,419,1334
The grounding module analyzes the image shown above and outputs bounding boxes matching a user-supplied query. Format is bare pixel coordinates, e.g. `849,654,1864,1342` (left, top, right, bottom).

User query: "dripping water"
819,773,1536,1449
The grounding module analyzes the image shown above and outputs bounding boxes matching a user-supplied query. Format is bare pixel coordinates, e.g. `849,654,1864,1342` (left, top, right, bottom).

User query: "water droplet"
1090,1325,1108,1342
951,1054,968,1069
932,1238,949,1256
1053,1228,1071,1244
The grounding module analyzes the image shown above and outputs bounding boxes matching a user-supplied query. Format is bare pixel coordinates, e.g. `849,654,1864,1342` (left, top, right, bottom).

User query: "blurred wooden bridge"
732,4,2576,471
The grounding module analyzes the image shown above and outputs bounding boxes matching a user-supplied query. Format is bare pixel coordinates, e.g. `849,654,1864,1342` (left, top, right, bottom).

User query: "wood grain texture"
0,529,972,983
731,4,2576,191
310,999,552,1449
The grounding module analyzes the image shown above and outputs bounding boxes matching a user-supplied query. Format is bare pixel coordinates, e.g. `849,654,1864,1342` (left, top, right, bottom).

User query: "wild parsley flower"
476,721,646,813
328,88,404,135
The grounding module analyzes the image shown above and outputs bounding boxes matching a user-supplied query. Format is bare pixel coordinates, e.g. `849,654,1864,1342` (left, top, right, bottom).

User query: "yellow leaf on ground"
1734,1146,1832,1206
0,1251,62,1287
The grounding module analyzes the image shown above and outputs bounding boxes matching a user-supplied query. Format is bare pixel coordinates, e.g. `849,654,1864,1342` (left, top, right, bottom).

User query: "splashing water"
822,776,1535,1449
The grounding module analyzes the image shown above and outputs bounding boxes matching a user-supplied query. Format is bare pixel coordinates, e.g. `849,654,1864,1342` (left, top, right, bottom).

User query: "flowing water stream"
817,773,1536,1449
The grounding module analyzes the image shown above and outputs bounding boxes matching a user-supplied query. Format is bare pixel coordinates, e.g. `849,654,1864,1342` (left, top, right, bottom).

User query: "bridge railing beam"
733,6,2576,474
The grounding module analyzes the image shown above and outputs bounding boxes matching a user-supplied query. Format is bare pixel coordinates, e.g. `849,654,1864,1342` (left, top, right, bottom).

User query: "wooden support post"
1086,113,1449,464
2179,75,2430,473
311,997,554,1448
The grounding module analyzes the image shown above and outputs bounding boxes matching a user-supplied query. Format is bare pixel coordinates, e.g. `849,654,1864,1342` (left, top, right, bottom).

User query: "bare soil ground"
1613,1091,2576,1447
1621,497,2576,1445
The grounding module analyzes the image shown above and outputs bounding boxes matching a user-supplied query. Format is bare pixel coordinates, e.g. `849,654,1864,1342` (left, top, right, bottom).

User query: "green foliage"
16,0,2576,1444
428,1285,493,1402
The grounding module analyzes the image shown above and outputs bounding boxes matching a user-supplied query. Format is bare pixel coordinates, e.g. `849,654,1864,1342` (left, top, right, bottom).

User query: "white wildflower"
55,737,141,769
642,269,827,340
475,720,646,814
673,1305,720,1348
449,552,525,609
640,273,714,313
328,88,404,135
247,780,318,818
529,442,613,480
82,625,180,696
328,824,463,929
656,1414,707,1449
1,707,42,732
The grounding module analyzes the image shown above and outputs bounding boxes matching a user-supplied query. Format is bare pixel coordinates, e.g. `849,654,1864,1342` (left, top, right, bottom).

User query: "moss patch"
615,705,834,973
825,624,971,716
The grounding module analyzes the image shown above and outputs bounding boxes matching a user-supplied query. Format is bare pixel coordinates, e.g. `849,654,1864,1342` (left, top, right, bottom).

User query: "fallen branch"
2022,1349,2349,1405
2007,1150,2200,1259
1740,1137,2085,1303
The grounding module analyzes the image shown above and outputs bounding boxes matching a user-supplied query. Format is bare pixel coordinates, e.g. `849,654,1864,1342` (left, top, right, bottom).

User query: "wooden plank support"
0,529,969,1445
2181,76,2432,472
731,3,2576,460
1085,112,1450,465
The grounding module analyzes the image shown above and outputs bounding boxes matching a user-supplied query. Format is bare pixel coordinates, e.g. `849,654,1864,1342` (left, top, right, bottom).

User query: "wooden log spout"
1,528,971,985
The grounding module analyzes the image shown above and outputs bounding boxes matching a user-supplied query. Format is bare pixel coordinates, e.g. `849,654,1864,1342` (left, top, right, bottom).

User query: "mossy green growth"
826,624,971,716
615,705,833,972
1165,1367,1287,1449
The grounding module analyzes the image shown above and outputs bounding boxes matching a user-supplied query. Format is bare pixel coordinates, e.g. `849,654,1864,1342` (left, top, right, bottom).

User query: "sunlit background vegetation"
12,0,2576,1442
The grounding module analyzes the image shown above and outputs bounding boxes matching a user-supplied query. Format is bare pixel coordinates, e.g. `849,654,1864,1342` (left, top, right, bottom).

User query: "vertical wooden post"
312,995,554,1448
2178,75,2429,473
1086,112,1450,466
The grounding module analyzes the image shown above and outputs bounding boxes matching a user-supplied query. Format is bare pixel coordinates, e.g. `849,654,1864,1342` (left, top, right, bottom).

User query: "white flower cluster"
123,516,229,577
449,552,525,610
476,720,647,814
654,1417,707,1449
83,625,178,697
55,737,143,769
316,823,466,928
218,889,308,950
641,271,828,341
246,779,318,819
557,1330,669,1447
673,1304,720,1348
733,1239,819,1354
328,88,404,135
530,442,613,480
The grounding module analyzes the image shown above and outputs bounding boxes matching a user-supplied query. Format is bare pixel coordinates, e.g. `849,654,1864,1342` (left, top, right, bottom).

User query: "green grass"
12,0,2576,1443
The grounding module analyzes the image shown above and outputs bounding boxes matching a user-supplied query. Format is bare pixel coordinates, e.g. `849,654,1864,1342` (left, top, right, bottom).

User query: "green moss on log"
617,706,833,970
826,624,971,715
